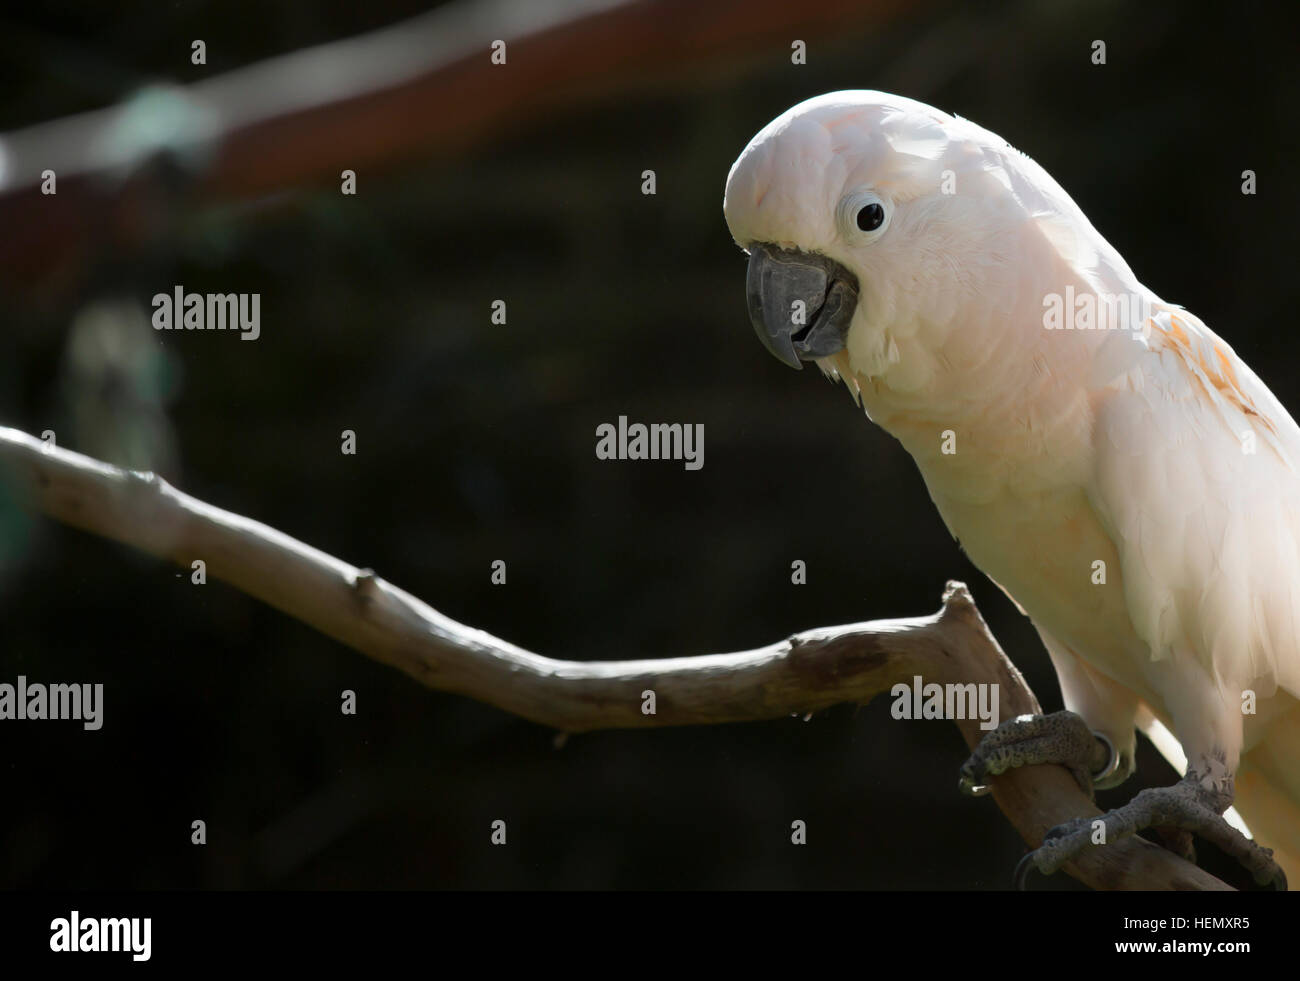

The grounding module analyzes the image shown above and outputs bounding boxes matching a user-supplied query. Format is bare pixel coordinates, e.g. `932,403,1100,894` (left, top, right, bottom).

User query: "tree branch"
0,425,1229,890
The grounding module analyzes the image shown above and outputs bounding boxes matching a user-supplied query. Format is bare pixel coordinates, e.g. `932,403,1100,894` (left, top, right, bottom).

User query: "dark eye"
856,203,885,232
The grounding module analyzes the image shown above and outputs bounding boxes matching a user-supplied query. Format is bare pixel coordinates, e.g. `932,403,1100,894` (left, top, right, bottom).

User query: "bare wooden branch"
0,425,1229,890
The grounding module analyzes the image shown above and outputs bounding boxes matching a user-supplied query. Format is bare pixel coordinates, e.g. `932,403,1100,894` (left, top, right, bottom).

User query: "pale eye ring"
838,189,891,242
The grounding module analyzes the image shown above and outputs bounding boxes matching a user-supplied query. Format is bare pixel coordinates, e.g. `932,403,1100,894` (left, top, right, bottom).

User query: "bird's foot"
959,710,1113,799
1016,774,1288,890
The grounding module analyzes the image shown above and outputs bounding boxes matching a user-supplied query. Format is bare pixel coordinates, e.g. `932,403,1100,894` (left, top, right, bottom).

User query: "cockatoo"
724,90,1298,889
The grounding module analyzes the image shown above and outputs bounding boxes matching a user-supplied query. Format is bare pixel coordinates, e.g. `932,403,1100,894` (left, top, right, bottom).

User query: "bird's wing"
1088,305,1300,698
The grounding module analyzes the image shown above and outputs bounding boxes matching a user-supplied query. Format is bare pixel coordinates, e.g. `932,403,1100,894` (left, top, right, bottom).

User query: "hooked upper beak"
744,243,859,370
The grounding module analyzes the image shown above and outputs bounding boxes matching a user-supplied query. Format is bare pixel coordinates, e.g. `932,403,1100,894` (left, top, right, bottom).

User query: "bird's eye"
837,189,891,243
856,203,884,231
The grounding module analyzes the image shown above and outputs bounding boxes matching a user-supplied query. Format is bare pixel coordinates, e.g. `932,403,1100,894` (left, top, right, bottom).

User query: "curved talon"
958,774,991,797
1013,852,1042,890
1090,730,1119,784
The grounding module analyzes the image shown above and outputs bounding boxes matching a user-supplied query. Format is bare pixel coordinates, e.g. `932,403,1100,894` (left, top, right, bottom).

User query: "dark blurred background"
1,0,1297,889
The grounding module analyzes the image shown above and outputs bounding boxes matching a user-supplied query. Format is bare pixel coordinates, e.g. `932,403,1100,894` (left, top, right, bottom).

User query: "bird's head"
723,91,1100,386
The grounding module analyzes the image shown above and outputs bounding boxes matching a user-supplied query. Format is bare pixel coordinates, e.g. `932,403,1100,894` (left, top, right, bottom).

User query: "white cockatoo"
724,90,1298,888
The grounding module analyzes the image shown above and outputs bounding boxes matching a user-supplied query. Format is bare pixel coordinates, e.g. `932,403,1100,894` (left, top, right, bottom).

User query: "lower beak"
745,243,859,370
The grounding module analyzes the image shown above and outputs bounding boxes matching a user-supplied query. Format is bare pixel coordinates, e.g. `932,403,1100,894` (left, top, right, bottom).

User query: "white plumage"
725,91,1300,882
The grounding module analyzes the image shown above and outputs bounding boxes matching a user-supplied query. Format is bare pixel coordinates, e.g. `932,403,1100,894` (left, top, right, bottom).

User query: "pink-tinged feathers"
727,91,1300,879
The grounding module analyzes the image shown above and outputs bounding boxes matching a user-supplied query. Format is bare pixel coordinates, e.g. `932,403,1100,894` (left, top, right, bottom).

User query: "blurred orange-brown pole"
0,0,910,300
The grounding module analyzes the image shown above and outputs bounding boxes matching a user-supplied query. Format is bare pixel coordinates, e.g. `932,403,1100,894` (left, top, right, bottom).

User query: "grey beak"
745,243,859,370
